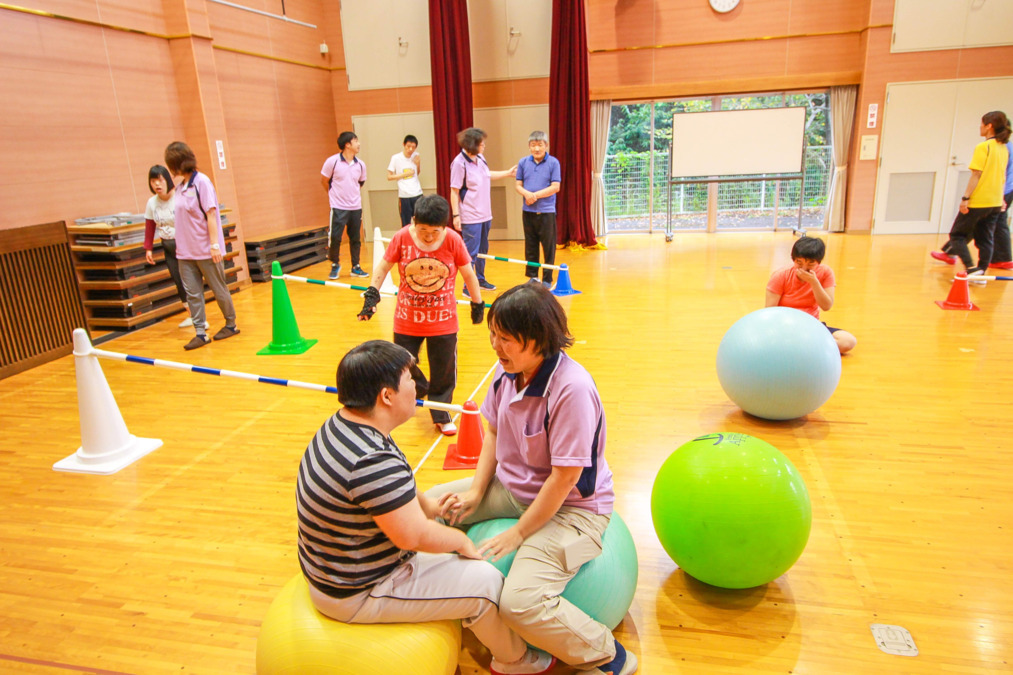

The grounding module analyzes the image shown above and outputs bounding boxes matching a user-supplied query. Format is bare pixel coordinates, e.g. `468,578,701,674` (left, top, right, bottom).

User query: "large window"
604,91,832,233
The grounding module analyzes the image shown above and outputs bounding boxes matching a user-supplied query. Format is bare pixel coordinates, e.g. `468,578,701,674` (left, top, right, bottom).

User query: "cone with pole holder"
373,227,398,295
935,271,979,311
53,329,163,475
259,261,318,355
443,401,483,470
551,264,581,297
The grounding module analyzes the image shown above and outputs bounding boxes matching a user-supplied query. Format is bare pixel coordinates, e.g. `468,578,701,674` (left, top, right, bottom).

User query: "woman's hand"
144,250,155,265
437,488,483,526
477,525,524,562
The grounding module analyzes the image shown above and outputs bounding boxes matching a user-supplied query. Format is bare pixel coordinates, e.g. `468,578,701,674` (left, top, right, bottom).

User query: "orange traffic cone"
936,272,979,311
443,401,483,470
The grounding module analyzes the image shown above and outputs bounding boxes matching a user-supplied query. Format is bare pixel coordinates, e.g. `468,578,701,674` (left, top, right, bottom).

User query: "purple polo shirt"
449,151,492,224
322,153,366,210
516,153,561,213
174,171,225,261
481,352,614,514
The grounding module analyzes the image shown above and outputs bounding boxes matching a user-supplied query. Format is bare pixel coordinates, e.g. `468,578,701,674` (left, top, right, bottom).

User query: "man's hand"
470,301,485,325
437,488,482,526
794,267,818,285
357,287,381,320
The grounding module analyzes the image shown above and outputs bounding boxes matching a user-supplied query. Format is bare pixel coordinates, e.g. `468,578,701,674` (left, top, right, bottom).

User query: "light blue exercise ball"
466,513,638,630
716,307,841,420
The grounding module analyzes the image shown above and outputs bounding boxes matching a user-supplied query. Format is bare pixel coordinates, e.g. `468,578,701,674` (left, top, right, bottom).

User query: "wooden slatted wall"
0,222,88,380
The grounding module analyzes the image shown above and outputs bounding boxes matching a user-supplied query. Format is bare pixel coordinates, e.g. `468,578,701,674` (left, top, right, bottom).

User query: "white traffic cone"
373,227,398,295
53,329,162,475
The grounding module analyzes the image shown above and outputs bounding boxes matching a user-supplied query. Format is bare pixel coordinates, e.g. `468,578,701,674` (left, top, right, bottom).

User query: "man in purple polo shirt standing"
515,131,561,288
321,131,369,280
428,284,637,675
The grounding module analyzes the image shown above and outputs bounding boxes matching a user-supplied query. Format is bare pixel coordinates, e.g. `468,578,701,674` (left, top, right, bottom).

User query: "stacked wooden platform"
66,216,243,331
245,225,328,281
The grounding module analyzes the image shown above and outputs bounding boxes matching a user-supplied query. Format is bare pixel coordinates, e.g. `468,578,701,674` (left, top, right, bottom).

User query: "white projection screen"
670,107,806,178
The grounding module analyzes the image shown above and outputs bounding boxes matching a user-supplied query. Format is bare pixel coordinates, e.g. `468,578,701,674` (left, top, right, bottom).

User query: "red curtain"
429,0,474,204
549,0,596,246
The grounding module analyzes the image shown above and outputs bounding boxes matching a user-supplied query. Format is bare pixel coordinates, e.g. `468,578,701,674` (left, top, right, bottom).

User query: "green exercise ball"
651,433,812,589
466,513,638,630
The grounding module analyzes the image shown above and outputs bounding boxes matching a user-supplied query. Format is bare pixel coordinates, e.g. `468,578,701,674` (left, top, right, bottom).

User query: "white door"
873,82,957,234
873,78,1013,235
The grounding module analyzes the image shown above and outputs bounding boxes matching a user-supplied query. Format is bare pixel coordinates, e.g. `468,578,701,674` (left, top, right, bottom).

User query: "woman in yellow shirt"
931,110,1011,279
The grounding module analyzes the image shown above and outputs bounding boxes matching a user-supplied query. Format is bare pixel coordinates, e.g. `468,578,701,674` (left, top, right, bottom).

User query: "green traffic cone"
257,261,318,355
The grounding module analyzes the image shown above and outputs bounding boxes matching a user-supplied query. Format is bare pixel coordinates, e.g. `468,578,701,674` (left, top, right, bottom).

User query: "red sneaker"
989,261,1013,270
930,251,957,264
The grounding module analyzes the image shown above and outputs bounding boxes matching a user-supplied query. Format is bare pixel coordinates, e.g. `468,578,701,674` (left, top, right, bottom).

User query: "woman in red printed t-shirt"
357,194,485,436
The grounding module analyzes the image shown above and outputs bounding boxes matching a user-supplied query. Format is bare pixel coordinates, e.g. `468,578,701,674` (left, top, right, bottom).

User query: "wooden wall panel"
0,13,184,231
206,0,330,66
655,0,792,46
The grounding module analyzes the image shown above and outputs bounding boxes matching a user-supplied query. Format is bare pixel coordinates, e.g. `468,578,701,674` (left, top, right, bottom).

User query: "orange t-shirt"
766,264,835,319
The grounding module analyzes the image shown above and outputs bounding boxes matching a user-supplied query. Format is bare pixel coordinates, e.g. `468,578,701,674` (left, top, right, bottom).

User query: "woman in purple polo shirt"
164,142,240,351
427,284,637,675
449,127,516,295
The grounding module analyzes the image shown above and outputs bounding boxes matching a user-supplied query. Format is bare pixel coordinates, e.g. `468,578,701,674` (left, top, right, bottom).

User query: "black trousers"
161,238,187,305
399,195,422,228
522,211,557,283
328,208,363,266
944,206,1000,269
985,191,1013,264
393,332,457,425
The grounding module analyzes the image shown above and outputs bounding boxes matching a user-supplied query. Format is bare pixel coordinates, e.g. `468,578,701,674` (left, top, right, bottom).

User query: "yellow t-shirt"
968,139,1009,208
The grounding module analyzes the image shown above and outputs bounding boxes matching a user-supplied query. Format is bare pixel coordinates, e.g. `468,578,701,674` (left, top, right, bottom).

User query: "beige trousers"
307,552,527,664
426,476,616,669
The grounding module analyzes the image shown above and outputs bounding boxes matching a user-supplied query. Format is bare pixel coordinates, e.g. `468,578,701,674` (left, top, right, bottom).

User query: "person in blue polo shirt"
514,131,561,288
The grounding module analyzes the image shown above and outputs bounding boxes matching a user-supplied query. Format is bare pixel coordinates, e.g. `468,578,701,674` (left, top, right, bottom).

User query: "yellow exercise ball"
256,574,461,675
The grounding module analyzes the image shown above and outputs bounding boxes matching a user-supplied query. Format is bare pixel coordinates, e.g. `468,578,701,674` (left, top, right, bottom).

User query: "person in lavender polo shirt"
515,131,561,287
427,284,637,675
321,131,369,280
449,127,516,294
164,142,239,351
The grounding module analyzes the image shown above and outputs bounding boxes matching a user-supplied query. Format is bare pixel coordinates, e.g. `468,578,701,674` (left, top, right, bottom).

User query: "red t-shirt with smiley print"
383,227,472,336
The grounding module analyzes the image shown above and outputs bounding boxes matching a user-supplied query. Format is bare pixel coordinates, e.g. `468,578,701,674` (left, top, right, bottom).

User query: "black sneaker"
329,264,340,279
184,335,210,351
478,280,497,290
350,265,369,278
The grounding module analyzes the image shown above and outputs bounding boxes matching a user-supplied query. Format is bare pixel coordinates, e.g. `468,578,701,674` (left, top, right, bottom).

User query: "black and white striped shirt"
297,412,416,598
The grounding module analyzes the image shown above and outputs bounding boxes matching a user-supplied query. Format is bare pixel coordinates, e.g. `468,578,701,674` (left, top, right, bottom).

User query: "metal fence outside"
604,146,833,232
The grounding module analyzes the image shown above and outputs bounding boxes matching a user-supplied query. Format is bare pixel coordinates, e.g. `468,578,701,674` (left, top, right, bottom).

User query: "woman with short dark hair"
164,141,239,350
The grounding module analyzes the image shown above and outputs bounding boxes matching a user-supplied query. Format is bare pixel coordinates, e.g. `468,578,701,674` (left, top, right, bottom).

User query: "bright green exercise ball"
651,433,811,589
466,513,638,630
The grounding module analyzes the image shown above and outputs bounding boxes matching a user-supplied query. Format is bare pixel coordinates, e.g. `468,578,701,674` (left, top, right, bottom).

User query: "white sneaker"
436,422,458,436
178,316,194,328
968,269,987,285
490,649,556,675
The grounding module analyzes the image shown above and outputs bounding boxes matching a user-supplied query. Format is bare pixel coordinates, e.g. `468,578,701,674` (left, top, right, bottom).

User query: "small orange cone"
936,272,979,311
443,401,483,470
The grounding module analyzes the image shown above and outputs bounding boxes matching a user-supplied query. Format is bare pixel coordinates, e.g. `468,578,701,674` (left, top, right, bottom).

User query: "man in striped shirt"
296,340,554,675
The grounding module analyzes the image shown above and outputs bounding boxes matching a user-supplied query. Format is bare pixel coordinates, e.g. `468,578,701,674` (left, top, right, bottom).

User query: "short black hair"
336,340,415,413
413,194,450,227
791,236,826,262
403,134,419,146
164,141,197,175
147,165,175,193
488,283,574,357
337,131,357,150
457,127,487,155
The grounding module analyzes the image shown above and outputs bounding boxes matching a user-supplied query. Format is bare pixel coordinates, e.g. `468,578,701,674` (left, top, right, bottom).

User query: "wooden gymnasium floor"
1,232,1011,674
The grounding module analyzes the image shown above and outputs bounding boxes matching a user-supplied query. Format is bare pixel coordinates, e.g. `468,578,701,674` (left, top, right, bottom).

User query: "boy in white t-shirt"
387,135,424,227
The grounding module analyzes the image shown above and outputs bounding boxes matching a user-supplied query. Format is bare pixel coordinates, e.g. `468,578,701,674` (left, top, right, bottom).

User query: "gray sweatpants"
178,258,236,337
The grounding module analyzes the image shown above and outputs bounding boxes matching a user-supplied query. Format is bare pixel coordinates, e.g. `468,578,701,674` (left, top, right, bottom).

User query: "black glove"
470,301,485,325
358,287,381,320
